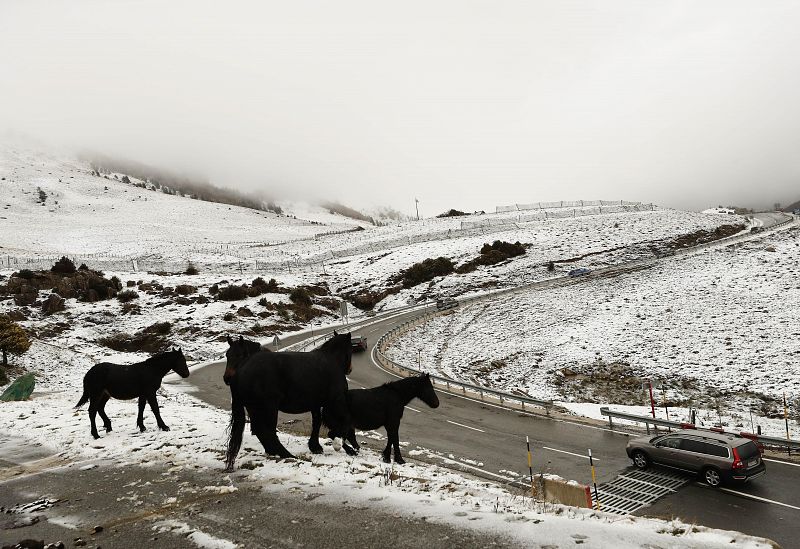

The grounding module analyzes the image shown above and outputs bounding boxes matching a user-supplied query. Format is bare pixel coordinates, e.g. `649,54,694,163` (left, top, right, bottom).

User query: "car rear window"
736,441,760,460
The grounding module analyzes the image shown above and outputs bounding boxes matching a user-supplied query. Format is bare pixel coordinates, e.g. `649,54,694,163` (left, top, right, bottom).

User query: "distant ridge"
82,151,283,214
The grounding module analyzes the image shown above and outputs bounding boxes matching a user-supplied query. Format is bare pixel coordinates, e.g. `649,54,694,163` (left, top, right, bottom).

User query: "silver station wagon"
626,431,766,487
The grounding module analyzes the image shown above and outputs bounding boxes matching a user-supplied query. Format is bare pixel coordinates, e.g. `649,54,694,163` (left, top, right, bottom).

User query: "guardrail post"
608,415,613,430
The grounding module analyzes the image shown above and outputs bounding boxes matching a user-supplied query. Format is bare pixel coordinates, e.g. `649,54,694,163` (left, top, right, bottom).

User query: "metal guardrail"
281,302,434,352
600,407,800,451
374,312,554,413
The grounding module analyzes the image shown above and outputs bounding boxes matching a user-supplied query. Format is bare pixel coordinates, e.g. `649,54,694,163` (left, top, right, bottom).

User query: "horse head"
417,374,440,408
171,347,191,378
224,335,262,385
318,332,353,374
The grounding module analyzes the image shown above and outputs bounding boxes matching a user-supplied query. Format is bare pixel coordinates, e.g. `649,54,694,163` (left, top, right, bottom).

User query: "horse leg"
146,393,170,431
137,396,147,432
388,426,405,465
381,437,392,463
308,409,324,454
338,428,359,456
348,428,360,452
250,405,294,459
341,432,359,456
97,393,112,432
88,396,100,439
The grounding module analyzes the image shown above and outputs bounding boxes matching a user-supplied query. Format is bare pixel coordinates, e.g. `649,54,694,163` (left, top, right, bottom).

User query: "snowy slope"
0,146,362,259
387,225,800,437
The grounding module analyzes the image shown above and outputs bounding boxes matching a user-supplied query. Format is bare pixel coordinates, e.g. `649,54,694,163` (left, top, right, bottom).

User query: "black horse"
329,374,440,464
223,335,263,377
224,333,352,471
75,348,190,439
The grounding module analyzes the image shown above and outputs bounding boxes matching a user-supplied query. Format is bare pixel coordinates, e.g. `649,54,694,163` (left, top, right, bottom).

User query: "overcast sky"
2,1,799,216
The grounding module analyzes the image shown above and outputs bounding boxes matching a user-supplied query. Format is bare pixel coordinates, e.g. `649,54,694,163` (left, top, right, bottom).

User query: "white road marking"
542,446,598,461
405,406,421,413
719,488,800,510
447,420,485,433
763,457,800,468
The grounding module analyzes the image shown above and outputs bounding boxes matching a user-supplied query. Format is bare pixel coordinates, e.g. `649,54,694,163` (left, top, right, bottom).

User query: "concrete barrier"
532,474,593,508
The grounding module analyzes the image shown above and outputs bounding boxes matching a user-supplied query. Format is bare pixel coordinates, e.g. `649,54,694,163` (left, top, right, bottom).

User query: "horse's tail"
322,392,352,439
75,390,89,408
224,397,246,472
75,374,91,408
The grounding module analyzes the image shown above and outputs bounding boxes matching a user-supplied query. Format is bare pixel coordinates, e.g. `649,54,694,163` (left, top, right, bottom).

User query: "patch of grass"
117,289,139,303
456,241,528,274
174,284,196,296
289,287,313,307
98,321,172,353
217,284,249,301
393,257,455,288
51,256,76,274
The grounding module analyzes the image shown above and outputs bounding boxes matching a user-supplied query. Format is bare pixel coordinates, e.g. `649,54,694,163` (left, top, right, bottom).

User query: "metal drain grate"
593,468,691,515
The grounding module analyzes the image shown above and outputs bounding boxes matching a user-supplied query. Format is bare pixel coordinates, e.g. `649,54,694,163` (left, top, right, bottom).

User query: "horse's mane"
381,375,427,394
143,349,181,366
241,339,262,353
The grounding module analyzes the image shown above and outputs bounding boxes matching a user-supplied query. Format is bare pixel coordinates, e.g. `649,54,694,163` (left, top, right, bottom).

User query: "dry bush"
117,290,139,303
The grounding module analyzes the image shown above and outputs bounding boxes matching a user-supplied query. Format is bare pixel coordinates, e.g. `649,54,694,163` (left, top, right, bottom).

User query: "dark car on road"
626,431,765,487
351,335,368,352
568,267,592,277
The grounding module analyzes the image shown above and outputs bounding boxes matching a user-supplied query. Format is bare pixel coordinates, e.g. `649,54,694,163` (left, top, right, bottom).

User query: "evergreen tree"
0,315,31,367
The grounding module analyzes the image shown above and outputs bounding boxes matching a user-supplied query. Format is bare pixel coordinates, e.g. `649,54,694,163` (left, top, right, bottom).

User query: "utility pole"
415,198,420,221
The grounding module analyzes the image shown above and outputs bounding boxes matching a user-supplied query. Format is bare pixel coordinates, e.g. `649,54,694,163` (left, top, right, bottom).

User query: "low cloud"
2,1,799,214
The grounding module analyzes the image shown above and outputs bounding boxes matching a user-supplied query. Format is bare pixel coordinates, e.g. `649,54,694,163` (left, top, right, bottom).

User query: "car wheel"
702,467,722,487
632,450,649,470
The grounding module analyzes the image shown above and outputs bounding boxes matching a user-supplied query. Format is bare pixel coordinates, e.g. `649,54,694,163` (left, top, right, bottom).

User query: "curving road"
179,212,800,547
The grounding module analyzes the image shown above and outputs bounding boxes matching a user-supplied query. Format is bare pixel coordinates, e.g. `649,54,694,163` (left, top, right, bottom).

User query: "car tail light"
732,447,745,470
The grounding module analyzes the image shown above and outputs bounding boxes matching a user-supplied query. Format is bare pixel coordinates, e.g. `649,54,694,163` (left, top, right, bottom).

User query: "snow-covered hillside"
0,146,366,260
1,145,743,298
387,225,800,437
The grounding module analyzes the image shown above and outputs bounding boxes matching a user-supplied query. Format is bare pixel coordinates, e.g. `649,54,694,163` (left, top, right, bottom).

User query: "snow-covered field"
387,225,800,438
0,144,782,546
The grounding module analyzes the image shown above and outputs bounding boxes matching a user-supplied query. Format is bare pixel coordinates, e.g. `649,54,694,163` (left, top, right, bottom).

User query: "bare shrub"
117,290,139,303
